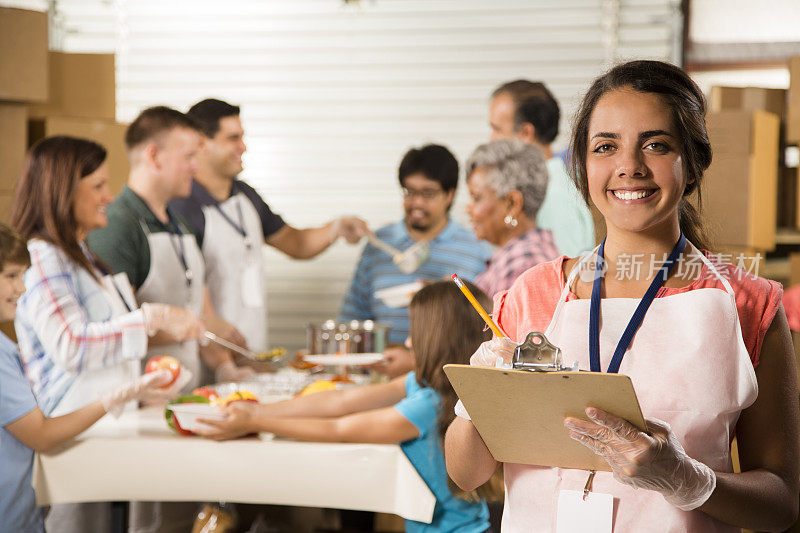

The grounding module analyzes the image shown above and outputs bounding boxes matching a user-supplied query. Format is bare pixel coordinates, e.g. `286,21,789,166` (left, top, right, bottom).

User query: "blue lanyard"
214,200,251,250
589,233,687,373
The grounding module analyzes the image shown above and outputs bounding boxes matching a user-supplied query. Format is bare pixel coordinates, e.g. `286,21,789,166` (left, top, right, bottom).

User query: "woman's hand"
469,337,517,367
196,402,261,441
564,407,716,510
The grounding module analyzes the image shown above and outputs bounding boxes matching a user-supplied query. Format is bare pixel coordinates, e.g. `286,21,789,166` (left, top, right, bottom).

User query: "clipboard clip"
512,331,580,372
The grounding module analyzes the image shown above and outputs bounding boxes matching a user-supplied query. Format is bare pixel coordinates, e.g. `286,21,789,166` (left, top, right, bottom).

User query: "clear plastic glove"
215,360,257,383
100,369,177,418
329,216,369,244
564,408,716,511
141,303,204,341
469,337,518,367
454,337,518,420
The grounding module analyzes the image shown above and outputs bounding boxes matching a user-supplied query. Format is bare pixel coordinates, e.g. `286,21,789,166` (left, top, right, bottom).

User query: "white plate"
167,403,226,433
374,281,424,308
302,353,384,366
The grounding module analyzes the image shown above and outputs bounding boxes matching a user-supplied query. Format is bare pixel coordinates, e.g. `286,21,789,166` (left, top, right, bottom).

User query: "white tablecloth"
32,407,435,523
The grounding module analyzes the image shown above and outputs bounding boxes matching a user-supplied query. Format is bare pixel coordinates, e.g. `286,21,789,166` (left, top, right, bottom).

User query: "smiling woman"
7,136,203,532
445,60,800,533
465,139,559,298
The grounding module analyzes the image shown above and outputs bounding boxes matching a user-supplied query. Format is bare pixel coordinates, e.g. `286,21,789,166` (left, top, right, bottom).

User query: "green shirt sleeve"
87,202,151,289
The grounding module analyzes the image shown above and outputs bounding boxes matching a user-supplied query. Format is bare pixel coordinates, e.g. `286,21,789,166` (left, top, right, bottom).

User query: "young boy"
0,223,172,532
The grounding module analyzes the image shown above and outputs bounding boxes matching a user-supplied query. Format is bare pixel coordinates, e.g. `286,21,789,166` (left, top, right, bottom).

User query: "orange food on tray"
288,352,321,371
298,380,338,396
212,390,259,407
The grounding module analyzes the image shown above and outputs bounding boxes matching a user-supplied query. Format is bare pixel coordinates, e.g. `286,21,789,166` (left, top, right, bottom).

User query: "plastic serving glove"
100,369,176,418
215,360,257,383
141,303,204,341
329,216,369,244
455,337,519,420
469,337,518,368
566,409,716,511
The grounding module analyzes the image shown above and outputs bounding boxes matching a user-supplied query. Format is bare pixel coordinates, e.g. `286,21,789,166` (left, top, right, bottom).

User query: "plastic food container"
167,403,226,433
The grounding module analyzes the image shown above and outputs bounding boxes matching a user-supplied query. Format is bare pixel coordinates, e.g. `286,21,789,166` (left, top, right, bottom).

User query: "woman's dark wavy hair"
568,60,712,250
9,136,108,278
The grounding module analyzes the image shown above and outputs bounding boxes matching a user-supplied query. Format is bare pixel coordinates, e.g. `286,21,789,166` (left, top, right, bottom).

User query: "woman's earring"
504,215,518,228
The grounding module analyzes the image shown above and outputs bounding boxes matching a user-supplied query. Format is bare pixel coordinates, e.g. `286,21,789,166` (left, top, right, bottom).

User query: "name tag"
241,262,265,308
556,489,613,533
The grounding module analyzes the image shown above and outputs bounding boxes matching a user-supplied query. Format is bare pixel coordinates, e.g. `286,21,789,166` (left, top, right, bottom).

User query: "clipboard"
444,364,646,472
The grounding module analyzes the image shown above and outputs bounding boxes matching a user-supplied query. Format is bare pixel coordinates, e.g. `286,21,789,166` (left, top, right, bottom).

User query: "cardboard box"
710,86,786,118
703,110,780,251
0,192,14,225
0,103,28,192
787,57,800,144
795,163,800,230
28,52,116,121
777,164,797,228
0,7,48,102
790,253,800,287
29,117,129,195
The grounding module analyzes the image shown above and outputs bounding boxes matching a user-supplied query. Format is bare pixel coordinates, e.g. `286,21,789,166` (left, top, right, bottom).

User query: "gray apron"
130,221,206,533
202,193,268,352
135,220,204,392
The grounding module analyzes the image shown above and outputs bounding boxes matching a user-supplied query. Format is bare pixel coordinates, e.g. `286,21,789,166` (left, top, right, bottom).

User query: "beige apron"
130,223,206,533
501,251,757,532
202,193,268,352
135,221,204,392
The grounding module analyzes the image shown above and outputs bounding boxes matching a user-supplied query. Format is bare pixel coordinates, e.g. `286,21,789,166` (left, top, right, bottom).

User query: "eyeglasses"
402,187,444,200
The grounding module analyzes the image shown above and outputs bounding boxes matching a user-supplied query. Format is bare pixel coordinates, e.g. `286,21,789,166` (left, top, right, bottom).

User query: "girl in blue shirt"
198,280,496,532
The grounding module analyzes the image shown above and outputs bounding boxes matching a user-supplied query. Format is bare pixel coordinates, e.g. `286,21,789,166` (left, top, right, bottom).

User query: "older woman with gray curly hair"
466,138,559,298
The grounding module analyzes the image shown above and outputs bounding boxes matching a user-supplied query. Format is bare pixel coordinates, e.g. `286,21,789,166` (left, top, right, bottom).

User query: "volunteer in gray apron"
137,214,205,391
202,195,268,352
10,135,203,533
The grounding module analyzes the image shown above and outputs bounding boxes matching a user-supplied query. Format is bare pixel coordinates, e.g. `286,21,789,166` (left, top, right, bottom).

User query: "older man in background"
489,80,595,256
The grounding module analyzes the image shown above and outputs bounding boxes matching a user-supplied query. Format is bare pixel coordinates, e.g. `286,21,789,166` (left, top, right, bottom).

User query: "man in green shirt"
88,106,253,390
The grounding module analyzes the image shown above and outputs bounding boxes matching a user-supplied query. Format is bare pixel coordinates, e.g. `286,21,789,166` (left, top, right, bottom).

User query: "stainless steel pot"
307,320,390,354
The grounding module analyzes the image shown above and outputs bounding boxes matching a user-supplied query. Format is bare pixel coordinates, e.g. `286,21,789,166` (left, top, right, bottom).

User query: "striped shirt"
14,239,147,415
340,219,491,345
474,228,560,299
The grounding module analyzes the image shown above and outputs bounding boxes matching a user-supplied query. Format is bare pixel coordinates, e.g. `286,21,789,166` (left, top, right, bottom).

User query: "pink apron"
501,250,758,532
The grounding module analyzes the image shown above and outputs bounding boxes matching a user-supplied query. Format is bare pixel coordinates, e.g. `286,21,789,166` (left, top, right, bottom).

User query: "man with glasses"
340,144,490,378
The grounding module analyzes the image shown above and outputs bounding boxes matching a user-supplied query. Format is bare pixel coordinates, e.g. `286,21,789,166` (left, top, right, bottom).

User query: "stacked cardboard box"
788,58,800,145
28,52,129,196
703,105,780,251
0,7,48,218
0,8,128,225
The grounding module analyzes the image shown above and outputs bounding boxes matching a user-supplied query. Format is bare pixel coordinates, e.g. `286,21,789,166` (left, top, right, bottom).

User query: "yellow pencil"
451,274,507,338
